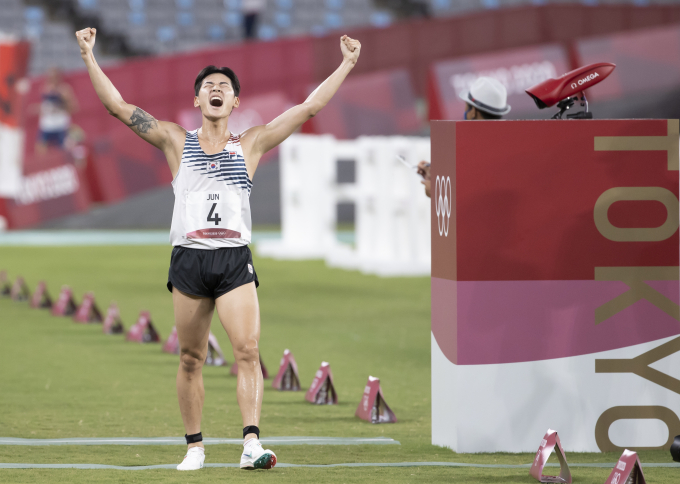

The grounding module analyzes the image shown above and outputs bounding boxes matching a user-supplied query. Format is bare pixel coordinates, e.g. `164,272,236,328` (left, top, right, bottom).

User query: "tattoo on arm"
126,107,158,134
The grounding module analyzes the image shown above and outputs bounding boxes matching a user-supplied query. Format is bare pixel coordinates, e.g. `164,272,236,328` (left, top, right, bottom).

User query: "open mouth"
210,96,223,107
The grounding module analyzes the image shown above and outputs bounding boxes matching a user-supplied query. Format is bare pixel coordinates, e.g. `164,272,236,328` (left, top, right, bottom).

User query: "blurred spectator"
35,67,78,153
242,0,266,40
418,76,510,197
374,0,430,19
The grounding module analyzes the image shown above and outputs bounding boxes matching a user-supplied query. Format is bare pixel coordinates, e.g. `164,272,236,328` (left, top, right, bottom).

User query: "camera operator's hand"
417,160,431,198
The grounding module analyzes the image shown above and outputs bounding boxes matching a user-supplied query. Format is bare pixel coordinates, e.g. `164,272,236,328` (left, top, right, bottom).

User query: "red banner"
0,40,29,128
428,44,570,120
0,39,29,209
576,25,680,101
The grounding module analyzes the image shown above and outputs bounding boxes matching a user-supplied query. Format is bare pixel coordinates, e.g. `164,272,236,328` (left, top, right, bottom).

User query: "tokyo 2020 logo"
435,175,452,237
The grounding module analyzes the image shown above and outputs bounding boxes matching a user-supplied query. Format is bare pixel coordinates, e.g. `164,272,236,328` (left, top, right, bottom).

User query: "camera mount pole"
552,92,593,120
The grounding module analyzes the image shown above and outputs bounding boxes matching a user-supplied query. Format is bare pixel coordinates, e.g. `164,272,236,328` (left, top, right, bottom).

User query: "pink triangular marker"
1,270,12,296
10,276,30,302
162,326,179,354
205,333,228,366
272,349,301,391
355,376,397,423
305,362,337,405
230,355,269,378
73,292,103,323
30,281,53,309
51,286,78,317
529,429,572,483
102,303,124,334
162,328,228,365
125,311,161,343
604,450,646,484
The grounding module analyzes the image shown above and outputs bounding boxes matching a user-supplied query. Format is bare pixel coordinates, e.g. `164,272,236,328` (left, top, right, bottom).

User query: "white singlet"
169,129,253,249
39,91,71,133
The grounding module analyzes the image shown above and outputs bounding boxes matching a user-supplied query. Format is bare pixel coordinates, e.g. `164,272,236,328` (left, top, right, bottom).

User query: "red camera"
526,63,616,119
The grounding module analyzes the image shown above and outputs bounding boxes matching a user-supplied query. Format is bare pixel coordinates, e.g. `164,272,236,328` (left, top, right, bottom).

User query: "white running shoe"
240,439,277,470
177,446,205,471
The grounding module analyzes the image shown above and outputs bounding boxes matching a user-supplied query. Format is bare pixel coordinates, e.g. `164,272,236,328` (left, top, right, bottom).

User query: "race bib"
185,190,242,239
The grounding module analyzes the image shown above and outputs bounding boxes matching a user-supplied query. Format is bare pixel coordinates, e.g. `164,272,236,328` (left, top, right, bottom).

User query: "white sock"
244,438,258,448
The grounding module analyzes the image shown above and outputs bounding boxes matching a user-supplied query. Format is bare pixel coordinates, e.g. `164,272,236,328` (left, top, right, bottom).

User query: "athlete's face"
194,73,239,119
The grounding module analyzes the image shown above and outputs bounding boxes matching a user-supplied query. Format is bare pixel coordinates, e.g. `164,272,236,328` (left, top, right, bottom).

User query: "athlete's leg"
215,282,262,441
174,287,214,450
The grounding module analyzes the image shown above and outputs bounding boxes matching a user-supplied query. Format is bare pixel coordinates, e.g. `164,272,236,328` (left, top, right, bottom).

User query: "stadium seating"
0,0,114,75
75,0,380,56
3,0,678,75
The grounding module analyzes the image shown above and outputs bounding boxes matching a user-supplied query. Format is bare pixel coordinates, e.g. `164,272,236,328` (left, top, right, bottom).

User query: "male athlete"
76,27,361,471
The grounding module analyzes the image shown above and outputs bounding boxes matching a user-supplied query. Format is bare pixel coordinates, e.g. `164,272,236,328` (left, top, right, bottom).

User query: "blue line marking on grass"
0,230,173,246
0,230,355,247
0,436,399,446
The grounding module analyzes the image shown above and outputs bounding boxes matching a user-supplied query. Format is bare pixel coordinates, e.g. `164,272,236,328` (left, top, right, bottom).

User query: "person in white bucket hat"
459,76,511,120
417,76,510,196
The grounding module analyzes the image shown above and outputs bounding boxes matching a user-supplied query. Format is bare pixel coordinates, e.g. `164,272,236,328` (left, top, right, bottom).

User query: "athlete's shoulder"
238,125,264,147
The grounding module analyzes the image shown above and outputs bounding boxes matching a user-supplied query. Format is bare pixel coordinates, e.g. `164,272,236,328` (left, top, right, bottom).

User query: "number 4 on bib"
207,203,222,225
185,191,242,239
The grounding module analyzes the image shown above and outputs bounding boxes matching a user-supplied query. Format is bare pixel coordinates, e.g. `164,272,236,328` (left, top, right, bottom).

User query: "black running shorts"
167,245,259,299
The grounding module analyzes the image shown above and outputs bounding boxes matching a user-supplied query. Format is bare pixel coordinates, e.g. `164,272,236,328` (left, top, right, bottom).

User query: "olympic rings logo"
434,175,452,237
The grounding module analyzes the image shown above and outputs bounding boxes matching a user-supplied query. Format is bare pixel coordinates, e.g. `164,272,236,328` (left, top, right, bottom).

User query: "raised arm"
241,35,361,163
75,28,184,154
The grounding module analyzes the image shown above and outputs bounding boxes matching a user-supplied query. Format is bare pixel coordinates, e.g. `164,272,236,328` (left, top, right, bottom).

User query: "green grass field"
0,245,676,483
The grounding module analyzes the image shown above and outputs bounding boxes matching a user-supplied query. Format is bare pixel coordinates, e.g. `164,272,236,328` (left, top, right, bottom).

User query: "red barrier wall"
22,39,311,202
12,4,680,222
24,4,680,146
308,69,420,139
5,149,91,229
23,3,680,151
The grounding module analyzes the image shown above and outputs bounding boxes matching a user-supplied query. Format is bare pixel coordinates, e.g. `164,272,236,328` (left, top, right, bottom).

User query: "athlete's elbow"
104,99,127,118
302,101,321,119
104,105,120,118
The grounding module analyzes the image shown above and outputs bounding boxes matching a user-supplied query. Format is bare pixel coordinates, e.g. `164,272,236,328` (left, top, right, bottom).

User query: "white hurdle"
256,134,431,277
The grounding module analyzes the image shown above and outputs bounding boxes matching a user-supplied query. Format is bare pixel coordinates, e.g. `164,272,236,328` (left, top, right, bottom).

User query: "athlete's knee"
179,350,204,373
234,339,259,366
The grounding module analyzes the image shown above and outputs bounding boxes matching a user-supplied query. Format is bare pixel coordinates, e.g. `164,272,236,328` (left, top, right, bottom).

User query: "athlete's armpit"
126,107,158,134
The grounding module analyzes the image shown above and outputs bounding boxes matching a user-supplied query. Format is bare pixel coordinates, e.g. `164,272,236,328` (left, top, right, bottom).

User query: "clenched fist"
75,28,96,57
340,35,361,64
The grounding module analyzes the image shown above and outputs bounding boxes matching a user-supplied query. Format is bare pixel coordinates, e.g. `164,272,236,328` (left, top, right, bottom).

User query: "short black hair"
194,65,240,97
478,110,502,120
